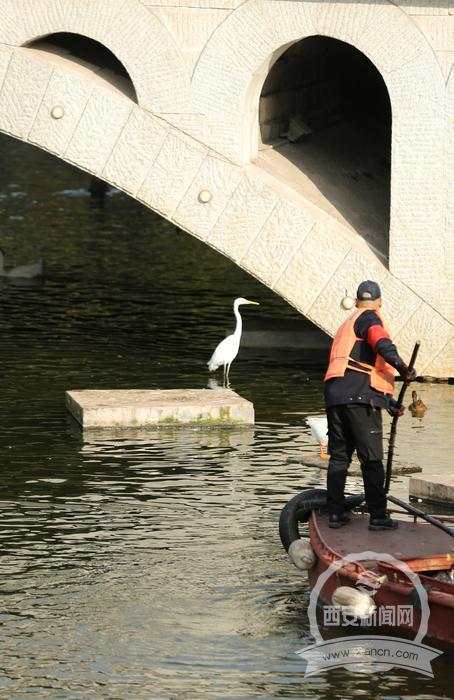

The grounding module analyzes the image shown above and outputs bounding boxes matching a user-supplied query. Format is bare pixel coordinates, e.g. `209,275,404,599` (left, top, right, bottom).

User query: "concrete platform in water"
410,475,454,506
66,388,254,429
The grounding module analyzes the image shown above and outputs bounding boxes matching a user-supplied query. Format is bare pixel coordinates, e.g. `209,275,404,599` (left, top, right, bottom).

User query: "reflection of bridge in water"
0,0,452,376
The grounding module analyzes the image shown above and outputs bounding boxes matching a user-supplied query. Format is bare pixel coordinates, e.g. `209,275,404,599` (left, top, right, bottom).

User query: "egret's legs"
223,364,227,387
226,363,232,387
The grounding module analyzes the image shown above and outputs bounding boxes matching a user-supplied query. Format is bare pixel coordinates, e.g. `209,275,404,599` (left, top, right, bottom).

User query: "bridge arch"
0,42,450,377
192,0,447,316
257,34,392,260
0,0,189,113
27,32,139,103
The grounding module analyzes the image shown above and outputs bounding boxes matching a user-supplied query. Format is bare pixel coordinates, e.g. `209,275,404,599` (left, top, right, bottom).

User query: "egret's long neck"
233,304,242,341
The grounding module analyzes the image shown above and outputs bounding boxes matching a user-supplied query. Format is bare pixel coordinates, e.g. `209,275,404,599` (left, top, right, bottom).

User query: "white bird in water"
0,248,43,279
207,297,259,386
306,415,329,460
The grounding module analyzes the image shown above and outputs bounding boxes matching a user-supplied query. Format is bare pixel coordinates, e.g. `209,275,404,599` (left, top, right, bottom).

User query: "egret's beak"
245,300,259,305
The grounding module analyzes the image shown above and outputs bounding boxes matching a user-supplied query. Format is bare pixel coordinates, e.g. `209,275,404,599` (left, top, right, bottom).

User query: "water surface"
0,135,453,699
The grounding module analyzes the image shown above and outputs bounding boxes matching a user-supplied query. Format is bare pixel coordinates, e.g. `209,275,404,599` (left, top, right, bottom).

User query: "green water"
0,135,453,699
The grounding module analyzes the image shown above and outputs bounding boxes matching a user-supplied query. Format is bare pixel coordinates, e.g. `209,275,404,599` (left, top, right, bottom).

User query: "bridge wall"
0,0,452,377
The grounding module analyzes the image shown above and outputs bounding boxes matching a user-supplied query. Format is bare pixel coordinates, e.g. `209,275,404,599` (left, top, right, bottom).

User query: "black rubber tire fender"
279,488,365,552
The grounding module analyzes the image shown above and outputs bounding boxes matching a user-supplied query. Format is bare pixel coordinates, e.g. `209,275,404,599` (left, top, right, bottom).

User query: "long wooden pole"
384,341,420,494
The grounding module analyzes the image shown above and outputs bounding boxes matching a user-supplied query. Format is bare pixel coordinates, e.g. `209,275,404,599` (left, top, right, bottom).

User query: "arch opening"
26,33,138,102
0,130,331,369
257,36,391,259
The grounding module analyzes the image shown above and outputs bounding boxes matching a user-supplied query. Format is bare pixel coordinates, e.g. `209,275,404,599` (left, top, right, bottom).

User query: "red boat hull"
308,511,454,652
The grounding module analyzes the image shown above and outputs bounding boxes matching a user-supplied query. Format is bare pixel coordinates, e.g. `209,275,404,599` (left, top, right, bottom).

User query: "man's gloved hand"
396,363,417,383
402,367,417,383
387,400,405,418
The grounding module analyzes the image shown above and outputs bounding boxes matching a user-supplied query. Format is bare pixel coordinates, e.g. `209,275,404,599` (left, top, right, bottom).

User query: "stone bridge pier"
0,0,452,377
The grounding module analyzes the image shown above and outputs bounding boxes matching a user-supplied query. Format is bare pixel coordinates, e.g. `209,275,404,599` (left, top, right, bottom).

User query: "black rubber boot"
328,512,351,529
369,515,399,531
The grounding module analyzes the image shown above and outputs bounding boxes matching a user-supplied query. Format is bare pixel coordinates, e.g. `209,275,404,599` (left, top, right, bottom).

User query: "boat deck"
313,512,454,561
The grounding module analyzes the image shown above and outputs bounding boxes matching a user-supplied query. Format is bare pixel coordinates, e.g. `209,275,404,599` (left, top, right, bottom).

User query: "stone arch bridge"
0,0,452,376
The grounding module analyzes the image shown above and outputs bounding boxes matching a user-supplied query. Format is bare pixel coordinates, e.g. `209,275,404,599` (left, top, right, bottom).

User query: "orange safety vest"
324,308,395,396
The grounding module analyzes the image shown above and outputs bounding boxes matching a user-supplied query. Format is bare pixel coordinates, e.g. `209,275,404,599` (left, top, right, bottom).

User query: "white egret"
306,415,329,460
207,297,259,385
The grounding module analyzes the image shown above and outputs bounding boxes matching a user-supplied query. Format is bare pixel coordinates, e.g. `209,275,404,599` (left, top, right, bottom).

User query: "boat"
279,489,454,652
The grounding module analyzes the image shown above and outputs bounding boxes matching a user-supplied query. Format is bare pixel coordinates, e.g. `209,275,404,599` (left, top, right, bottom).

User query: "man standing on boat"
324,280,416,531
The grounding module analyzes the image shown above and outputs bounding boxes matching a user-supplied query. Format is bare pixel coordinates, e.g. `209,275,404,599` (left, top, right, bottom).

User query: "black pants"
326,404,386,518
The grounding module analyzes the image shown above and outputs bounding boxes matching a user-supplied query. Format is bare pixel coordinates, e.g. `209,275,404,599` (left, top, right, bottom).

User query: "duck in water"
408,390,427,418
